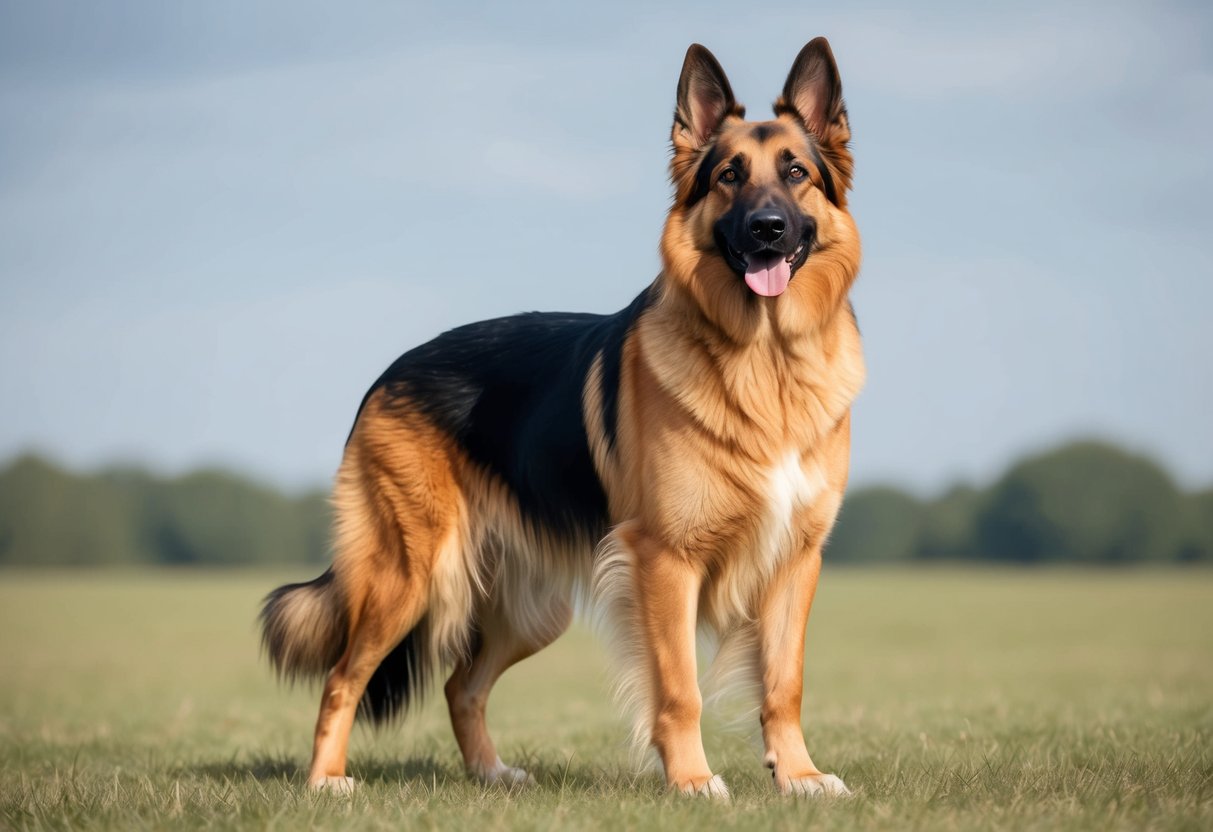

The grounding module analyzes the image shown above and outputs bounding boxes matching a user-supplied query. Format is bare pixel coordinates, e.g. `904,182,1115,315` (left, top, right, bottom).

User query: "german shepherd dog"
262,37,863,799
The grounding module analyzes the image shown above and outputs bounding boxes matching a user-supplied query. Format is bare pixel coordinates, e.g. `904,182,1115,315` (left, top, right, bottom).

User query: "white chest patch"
756,450,827,565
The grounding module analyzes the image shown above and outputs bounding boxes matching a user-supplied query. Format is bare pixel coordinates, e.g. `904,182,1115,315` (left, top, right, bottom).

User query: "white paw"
475,757,535,787
782,772,851,797
308,775,356,794
678,774,731,800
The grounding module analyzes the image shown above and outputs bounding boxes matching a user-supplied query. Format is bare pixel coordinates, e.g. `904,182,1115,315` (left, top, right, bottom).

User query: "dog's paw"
780,772,850,797
308,775,356,794
677,774,731,800
475,758,536,788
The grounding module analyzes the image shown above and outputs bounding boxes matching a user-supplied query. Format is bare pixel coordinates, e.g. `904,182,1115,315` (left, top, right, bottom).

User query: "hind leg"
307,572,428,790
306,395,468,790
444,597,571,785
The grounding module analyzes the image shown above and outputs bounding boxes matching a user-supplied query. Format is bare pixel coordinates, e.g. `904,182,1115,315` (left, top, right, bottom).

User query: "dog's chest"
752,449,827,563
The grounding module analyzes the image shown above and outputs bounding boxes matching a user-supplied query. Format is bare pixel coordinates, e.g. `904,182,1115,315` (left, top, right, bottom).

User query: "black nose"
748,210,786,243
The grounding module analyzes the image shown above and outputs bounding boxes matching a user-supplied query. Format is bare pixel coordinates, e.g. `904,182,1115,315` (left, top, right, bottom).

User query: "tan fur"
272,39,863,797
300,392,471,785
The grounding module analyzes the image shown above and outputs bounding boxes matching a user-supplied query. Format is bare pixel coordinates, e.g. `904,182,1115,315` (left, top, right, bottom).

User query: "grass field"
1,569,1210,830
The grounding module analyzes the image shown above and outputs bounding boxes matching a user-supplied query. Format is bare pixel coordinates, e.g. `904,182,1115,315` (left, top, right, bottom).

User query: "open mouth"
717,232,813,297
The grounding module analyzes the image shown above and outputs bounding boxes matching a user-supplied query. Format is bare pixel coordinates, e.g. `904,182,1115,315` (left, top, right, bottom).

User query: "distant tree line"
828,441,1213,564
0,441,1209,566
0,454,330,566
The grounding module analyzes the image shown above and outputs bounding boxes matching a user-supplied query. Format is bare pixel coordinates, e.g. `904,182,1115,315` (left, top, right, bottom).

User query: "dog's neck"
638,274,866,455
653,264,854,350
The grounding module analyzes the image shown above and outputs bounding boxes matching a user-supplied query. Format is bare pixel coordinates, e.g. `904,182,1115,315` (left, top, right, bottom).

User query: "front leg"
757,546,850,797
630,529,728,798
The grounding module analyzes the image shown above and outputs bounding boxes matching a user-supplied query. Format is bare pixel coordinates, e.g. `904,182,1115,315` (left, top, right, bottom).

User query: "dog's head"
662,40,859,331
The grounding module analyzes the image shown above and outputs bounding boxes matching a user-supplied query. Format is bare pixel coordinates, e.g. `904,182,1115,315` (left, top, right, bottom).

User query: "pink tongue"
744,255,792,297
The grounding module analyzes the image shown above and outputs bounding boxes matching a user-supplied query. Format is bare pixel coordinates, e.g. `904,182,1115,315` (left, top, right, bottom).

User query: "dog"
262,37,863,799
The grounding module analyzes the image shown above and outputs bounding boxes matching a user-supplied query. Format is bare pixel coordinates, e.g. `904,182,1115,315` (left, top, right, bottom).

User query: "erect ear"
673,44,742,151
777,37,846,140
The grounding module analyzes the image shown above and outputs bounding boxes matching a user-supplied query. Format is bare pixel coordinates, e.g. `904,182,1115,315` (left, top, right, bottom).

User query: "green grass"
1,568,1210,830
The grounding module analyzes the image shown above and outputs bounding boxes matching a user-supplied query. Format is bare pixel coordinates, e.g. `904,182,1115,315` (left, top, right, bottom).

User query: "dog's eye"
787,165,807,182
718,168,738,184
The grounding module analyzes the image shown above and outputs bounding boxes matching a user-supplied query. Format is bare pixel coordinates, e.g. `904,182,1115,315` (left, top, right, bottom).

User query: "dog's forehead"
717,118,807,160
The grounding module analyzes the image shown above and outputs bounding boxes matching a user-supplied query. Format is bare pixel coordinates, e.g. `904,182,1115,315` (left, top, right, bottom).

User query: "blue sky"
1,0,1210,493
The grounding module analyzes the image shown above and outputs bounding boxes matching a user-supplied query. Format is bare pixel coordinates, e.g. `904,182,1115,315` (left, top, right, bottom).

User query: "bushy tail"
259,568,436,725
260,568,347,682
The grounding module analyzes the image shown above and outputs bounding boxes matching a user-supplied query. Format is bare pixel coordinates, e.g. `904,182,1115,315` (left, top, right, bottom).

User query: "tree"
975,441,1188,563
0,454,330,566
1178,489,1213,563
827,487,923,563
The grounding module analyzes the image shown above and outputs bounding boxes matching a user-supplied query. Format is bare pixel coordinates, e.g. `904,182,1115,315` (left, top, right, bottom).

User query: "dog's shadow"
187,755,447,784
186,754,637,795
187,755,304,783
